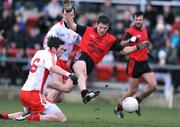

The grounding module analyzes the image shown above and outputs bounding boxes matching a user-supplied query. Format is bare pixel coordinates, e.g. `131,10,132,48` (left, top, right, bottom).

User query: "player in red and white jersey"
43,7,79,62
0,36,78,122
43,8,80,103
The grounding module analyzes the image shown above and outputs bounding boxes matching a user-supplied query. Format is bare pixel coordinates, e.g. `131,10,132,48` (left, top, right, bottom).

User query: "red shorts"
56,59,69,83
19,90,50,114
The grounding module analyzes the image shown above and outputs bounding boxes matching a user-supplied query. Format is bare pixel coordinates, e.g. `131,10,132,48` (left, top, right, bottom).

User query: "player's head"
47,36,66,57
62,7,76,19
96,15,110,36
132,11,144,29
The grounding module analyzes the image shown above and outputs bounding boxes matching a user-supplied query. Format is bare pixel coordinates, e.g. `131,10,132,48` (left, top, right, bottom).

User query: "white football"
122,97,139,113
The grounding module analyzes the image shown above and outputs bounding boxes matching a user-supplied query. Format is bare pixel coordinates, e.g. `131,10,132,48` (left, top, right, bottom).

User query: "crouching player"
0,36,78,122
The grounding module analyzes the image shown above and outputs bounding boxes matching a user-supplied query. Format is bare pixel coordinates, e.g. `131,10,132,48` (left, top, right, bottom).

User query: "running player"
114,11,157,118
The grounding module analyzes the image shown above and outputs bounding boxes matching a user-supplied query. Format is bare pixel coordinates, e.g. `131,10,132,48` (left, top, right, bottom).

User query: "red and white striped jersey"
21,49,57,93
44,20,80,61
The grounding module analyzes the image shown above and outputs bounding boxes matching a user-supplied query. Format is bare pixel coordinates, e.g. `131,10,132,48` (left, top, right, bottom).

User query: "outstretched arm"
50,65,78,85
120,41,150,55
63,0,77,31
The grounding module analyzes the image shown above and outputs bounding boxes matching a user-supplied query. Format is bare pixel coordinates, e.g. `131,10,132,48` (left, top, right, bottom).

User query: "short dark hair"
47,36,64,49
97,15,111,26
133,11,144,19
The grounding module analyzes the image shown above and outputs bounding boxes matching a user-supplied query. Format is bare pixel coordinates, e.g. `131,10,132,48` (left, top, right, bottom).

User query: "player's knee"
56,113,67,122
151,85,157,92
53,98,63,103
149,82,157,92
61,116,67,122
130,88,138,95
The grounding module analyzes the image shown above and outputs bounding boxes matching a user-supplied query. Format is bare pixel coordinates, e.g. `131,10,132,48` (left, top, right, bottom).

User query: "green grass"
0,99,179,127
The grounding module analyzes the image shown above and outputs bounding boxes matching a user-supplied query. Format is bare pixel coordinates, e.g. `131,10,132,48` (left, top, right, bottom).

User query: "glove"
127,36,137,43
136,41,150,50
64,0,73,12
68,73,78,85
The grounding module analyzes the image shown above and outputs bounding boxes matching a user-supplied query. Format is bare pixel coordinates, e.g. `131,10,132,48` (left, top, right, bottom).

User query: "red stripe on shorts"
127,59,135,77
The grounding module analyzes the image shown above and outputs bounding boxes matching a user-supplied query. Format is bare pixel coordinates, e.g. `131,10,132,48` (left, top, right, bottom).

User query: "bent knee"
56,113,67,122
149,82,157,91
61,117,67,122
129,88,138,95
151,85,157,92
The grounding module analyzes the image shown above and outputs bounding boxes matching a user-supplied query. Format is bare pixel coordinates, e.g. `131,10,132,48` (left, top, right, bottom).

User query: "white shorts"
43,103,62,115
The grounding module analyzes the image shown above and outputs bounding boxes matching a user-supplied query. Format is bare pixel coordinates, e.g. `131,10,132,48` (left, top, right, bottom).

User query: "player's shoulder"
127,26,135,32
106,32,116,40
50,22,63,30
142,27,148,31
36,49,50,56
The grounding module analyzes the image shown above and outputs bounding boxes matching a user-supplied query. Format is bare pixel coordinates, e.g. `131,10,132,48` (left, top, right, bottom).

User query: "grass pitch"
0,99,179,127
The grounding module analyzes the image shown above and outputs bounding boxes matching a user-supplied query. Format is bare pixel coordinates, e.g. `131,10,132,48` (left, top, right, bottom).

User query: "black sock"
81,89,89,97
135,96,142,104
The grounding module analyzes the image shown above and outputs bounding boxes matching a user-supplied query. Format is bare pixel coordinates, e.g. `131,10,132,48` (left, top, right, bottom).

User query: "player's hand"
64,0,73,12
136,41,150,50
68,73,78,85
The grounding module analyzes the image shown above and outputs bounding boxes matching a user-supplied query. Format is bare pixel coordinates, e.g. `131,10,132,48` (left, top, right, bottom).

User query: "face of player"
96,23,109,36
62,9,75,20
133,15,143,29
56,45,66,57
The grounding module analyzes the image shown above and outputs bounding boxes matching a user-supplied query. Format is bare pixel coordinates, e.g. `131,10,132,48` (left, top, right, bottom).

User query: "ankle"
0,113,9,119
116,103,123,111
135,96,142,104
81,89,89,97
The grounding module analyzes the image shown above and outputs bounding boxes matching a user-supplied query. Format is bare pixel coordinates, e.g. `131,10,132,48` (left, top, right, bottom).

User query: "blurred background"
0,0,180,108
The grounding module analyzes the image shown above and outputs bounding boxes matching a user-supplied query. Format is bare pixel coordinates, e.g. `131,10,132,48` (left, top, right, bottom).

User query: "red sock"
0,113,9,119
27,114,40,121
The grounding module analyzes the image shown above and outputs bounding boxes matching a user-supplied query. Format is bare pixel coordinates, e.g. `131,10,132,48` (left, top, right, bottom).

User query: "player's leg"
70,53,100,103
72,60,99,103
15,107,31,121
114,78,139,118
114,59,139,117
72,60,88,91
122,78,139,101
26,101,67,122
46,78,76,103
46,88,64,103
40,104,67,122
0,112,23,119
18,91,65,122
140,72,157,101
48,78,76,93
134,62,156,116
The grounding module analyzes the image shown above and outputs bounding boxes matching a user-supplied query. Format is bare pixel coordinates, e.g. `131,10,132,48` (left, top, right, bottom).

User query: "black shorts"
126,59,152,78
70,52,94,75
